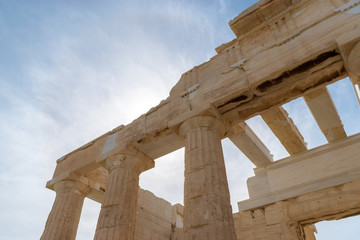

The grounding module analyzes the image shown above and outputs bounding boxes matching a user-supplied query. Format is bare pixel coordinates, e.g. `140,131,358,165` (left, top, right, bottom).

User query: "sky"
0,0,359,239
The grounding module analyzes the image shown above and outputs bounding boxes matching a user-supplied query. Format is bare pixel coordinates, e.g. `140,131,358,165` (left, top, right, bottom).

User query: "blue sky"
0,0,359,239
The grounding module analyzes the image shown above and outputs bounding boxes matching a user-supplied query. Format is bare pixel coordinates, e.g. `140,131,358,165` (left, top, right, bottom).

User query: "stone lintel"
261,106,307,155
238,132,360,211
304,87,346,142
229,0,296,38
229,122,273,167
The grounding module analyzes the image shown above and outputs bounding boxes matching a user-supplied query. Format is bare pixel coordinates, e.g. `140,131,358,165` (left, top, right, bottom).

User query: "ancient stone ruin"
41,0,360,239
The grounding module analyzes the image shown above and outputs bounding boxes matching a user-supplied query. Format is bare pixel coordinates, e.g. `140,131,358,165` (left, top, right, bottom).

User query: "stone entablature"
239,132,360,211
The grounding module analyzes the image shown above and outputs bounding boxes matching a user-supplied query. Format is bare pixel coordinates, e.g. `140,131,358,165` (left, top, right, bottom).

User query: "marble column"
41,180,90,240
179,116,237,240
94,152,154,240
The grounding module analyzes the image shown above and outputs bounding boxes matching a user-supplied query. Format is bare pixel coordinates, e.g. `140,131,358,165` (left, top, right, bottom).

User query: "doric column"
94,151,154,240
179,116,237,240
41,181,90,240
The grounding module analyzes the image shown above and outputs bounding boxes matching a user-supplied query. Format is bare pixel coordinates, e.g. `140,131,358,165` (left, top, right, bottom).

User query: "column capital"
53,180,91,197
178,115,226,138
104,147,154,173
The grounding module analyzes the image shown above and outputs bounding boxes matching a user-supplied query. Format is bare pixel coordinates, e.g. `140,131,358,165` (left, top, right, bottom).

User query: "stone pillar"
94,152,154,240
179,116,237,240
41,181,90,240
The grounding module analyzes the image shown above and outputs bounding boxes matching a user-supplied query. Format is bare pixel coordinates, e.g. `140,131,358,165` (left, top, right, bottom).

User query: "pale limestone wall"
135,189,183,240
233,203,301,240
234,179,360,240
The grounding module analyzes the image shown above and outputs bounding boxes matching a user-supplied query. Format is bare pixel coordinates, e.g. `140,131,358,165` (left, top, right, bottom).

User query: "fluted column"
41,181,90,240
179,116,237,240
94,151,154,240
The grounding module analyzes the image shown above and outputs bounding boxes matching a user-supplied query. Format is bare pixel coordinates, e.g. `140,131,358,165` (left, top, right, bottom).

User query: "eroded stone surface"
179,116,237,240
235,179,360,240
304,87,346,142
41,181,90,240
261,106,307,155
94,153,154,240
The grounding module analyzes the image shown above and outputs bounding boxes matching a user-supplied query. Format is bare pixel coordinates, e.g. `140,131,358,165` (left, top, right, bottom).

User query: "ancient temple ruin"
41,0,360,239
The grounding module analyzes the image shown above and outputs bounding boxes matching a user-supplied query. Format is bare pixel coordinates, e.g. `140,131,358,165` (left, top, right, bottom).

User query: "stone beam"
49,0,360,184
261,106,307,155
288,179,360,223
229,122,273,167
234,179,360,240
52,99,188,178
238,132,360,211
304,87,346,142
